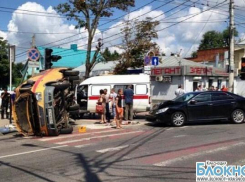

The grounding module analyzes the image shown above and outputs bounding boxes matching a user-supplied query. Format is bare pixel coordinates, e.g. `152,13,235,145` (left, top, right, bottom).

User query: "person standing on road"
116,89,123,129
110,88,117,126
97,89,106,124
1,89,10,119
104,89,111,124
124,85,134,123
175,85,185,97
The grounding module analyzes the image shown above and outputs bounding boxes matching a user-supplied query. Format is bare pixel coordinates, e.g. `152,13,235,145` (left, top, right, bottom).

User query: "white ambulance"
75,74,151,116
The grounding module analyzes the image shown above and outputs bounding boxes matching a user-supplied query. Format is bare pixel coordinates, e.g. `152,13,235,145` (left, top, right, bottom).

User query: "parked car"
147,91,245,127
13,68,80,136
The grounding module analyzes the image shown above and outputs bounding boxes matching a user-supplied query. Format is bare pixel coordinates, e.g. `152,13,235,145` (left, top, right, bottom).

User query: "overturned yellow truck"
13,68,80,136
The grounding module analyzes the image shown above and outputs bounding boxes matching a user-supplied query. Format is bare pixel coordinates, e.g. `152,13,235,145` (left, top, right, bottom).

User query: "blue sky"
0,0,245,62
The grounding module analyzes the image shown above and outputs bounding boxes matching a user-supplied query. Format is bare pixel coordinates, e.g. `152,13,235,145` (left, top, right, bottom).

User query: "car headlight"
35,92,42,101
156,107,169,114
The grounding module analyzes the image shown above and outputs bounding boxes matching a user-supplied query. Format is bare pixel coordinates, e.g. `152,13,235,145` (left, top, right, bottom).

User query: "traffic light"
44,48,62,70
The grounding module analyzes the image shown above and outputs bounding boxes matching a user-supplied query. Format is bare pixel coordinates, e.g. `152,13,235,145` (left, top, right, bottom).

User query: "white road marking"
174,135,186,138
166,128,174,131
0,145,67,159
39,129,118,141
180,126,189,129
96,145,129,153
55,130,143,145
154,142,245,167
75,144,94,148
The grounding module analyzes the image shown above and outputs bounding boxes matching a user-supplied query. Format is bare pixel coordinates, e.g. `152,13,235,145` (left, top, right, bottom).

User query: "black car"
148,91,245,127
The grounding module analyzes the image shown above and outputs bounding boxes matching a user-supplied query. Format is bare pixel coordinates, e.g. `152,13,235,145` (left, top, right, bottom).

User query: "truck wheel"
68,104,80,111
63,70,79,76
69,110,80,115
60,125,73,134
66,76,80,81
51,82,70,90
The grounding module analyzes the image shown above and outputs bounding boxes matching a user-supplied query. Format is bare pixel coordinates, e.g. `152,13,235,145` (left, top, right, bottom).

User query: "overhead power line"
57,0,228,58
15,0,157,58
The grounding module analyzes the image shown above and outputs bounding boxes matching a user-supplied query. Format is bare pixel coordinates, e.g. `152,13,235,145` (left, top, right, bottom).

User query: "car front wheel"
231,109,245,124
171,112,185,127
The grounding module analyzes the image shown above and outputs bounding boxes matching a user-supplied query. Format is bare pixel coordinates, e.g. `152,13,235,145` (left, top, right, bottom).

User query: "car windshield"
173,93,196,102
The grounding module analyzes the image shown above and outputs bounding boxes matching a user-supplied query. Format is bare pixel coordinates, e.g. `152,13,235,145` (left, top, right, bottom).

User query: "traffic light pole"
228,0,235,92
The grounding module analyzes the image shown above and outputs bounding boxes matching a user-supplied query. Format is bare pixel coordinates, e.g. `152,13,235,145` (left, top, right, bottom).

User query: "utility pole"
31,34,35,76
8,44,12,91
228,0,235,92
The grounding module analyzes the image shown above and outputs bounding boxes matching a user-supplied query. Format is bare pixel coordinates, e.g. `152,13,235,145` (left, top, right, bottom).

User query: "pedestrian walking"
124,85,134,123
1,89,10,119
116,89,123,129
221,85,228,92
110,88,117,126
104,88,111,123
96,89,106,124
175,85,185,97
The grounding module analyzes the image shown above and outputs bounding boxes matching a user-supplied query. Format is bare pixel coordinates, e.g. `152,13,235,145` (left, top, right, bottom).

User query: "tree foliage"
114,17,160,74
199,28,238,50
55,0,135,78
0,37,24,89
102,47,120,61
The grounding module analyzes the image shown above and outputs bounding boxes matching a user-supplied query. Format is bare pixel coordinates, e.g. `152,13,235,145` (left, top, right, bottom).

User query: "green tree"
191,51,197,58
13,62,24,86
102,47,120,61
0,37,10,89
114,17,160,74
55,0,135,78
199,28,238,50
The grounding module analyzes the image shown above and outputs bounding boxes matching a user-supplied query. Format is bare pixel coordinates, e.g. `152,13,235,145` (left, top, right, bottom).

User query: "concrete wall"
235,79,245,97
151,76,183,104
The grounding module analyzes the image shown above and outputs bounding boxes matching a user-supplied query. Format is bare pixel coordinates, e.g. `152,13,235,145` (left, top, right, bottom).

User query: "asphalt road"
1,120,245,182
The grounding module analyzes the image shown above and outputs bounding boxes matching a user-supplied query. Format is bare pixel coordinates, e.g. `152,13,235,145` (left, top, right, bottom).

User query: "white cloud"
0,31,7,40
3,0,245,62
4,2,80,61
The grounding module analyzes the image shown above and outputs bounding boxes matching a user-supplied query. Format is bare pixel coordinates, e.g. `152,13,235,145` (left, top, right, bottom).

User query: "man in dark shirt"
123,85,134,122
1,89,10,119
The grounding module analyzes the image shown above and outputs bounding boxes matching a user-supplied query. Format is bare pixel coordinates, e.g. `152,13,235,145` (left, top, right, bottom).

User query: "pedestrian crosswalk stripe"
55,130,143,145
96,145,129,153
38,129,118,141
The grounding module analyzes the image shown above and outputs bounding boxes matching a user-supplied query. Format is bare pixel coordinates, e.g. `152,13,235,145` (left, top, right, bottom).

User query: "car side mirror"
190,100,196,104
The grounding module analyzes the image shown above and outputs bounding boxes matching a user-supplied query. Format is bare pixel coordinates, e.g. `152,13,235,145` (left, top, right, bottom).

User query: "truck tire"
69,110,80,115
66,76,80,81
68,104,80,111
60,125,73,134
51,82,70,90
63,70,79,76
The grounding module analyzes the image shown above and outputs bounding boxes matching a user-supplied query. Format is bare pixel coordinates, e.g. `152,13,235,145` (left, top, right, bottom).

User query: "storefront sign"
151,67,181,76
186,66,213,76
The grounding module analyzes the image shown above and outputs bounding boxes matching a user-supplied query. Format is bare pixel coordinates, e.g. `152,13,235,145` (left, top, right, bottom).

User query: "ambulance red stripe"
88,95,149,100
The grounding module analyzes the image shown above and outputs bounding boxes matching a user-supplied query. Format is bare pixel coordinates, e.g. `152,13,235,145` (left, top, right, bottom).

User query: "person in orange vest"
221,85,228,92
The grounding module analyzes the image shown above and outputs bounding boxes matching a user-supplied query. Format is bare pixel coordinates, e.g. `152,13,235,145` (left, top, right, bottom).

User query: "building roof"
74,56,205,74
159,56,206,66
37,45,102,69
